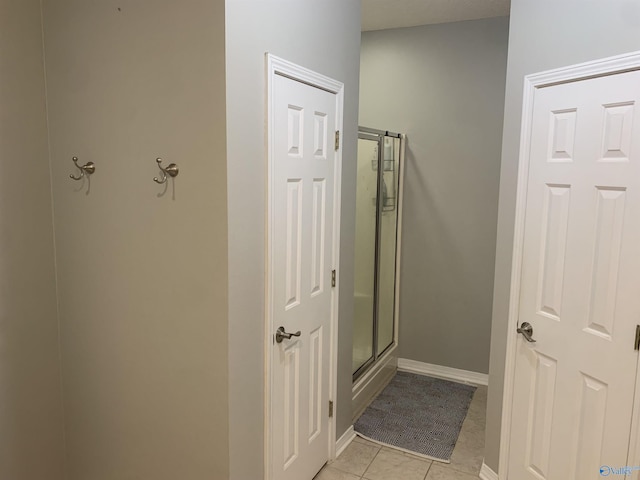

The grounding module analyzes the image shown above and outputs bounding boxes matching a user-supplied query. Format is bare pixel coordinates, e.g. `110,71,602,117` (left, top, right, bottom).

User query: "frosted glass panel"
352,137,377,373
377,137,400,354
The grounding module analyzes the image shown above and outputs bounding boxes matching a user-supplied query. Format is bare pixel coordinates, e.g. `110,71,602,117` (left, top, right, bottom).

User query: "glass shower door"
352,135,378,373
353,129,402,380
376,136,400,355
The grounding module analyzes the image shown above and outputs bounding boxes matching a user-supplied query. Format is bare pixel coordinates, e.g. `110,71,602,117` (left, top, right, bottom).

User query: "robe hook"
69,156,95,180
153,157,179,184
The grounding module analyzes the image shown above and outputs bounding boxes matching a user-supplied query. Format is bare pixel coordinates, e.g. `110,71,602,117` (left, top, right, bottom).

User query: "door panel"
271,73,336,480
509,70,640,480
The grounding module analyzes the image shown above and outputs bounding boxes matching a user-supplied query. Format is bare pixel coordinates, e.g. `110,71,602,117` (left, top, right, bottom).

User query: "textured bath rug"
354,371,476,463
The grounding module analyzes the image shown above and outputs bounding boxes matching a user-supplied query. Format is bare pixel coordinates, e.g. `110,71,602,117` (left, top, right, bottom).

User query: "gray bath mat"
354,371,476,462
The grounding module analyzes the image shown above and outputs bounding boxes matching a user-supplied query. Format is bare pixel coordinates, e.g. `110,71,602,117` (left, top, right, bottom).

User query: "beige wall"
41,1,228,478
360,17,509,374
485,0,640,473
3,2,361,478
225,1,361,478
0,0,66,478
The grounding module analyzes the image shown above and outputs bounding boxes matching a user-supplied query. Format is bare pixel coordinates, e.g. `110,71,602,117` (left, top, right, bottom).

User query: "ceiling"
362,0,510,32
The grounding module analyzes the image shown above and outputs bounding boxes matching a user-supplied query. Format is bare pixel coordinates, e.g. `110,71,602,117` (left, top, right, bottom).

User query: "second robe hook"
70,156,95,180
153,158,179,184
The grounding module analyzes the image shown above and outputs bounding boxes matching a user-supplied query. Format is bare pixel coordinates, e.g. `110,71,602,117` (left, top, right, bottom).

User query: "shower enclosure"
353,127,403,381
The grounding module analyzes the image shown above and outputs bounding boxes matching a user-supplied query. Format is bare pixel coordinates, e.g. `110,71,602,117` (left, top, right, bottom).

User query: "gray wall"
0,1,66,478
485,0,640,473
360,17,509,374
225,1,361,478
42,1,229,478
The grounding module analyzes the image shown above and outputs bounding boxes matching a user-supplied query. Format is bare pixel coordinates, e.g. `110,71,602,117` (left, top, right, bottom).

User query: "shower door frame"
353,127,404,382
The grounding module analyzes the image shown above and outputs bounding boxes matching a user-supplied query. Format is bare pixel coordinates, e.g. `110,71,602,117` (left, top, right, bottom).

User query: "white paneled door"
269,71,339,480
509,70,640,479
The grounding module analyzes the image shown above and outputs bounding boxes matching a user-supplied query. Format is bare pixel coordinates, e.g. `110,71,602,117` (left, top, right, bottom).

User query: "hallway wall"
3,2,360,478
486,0,640,474
41,1,229,478
0,1,66,478
225,1,361,478
360,17,509,374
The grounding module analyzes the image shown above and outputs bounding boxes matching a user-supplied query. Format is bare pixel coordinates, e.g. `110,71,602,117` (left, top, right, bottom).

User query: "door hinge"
331,269,336,288
634,325,640,351
334,131,340,151
329,400,334,418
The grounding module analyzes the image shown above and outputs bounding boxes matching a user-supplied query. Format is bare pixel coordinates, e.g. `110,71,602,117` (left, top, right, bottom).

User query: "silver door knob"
275,326,301,344
517,322,536,343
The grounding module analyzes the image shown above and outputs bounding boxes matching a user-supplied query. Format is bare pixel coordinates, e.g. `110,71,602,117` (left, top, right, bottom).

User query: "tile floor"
315,384,487,480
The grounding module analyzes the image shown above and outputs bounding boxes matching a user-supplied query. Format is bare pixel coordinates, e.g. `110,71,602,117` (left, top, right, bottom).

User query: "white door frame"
499,50,640,477
265,53,344,479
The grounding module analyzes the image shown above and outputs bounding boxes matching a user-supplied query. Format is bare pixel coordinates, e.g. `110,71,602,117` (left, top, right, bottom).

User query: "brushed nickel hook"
153,157,179,184
69,156,95,180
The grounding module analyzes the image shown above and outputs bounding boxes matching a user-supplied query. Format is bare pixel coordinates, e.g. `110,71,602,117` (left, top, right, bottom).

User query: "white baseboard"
335,426,355,457
397,358,489,386
479,461,499,480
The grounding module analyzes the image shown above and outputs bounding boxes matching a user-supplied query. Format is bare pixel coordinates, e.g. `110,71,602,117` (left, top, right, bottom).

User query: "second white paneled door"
509,69,640,479
269,66,340,480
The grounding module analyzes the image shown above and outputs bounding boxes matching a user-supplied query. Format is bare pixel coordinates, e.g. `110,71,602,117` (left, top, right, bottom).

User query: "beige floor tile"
394,447,434,462
464,408,486,427
426,463,479,480
465,387,488,423
472,385,488,402
363,447,431,480
446,386,486,476
456,425,484,452
353,435,381,449
448,441,483,476
314,465,361,480
330,439,380,476
463,404,486,424
461,405,484,427
463,409,486,430
457,414,485,449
